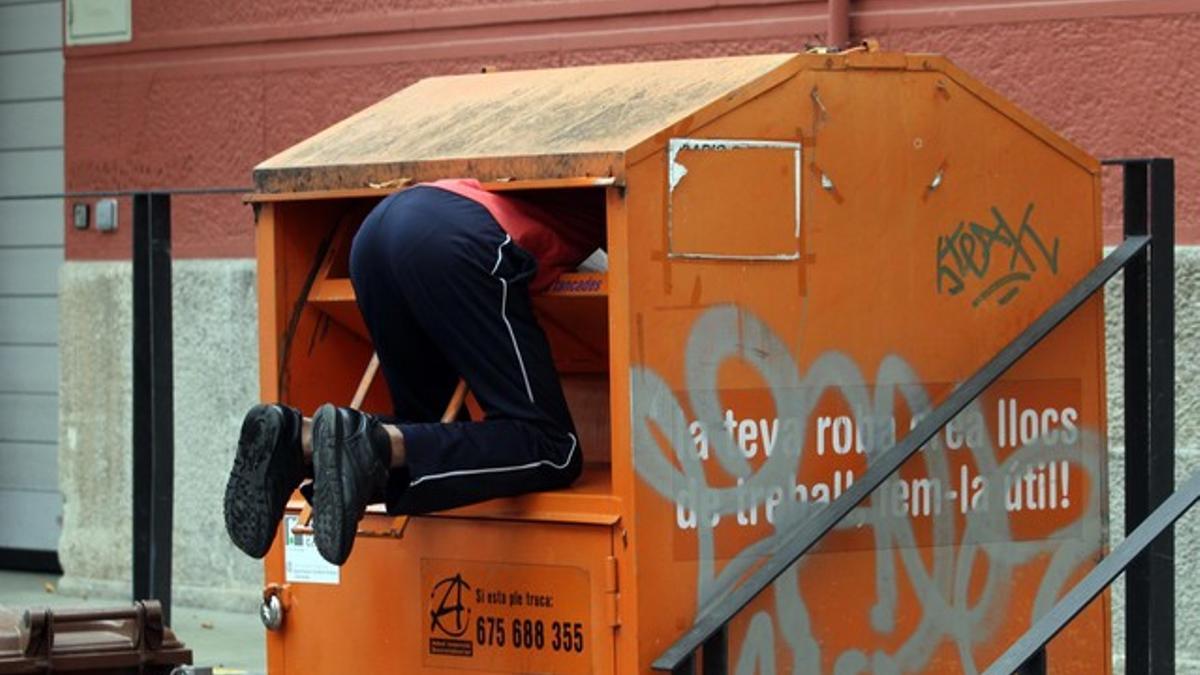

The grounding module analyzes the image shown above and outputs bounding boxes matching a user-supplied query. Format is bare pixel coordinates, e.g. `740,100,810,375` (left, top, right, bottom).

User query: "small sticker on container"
283,515,339,585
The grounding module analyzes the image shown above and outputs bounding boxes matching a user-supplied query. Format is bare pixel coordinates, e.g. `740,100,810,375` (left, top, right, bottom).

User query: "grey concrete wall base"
58,259,262,613
1107,445,1200,669
1104,245,1200,669
1104,246,1200,450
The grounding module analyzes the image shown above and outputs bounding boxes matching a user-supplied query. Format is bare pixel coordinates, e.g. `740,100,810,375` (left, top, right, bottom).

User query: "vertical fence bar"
1121,161,1150,674
1147,158,1176,673
1014,646,1047,674
672,652,696,675
132,193,175,625
701,626,728,675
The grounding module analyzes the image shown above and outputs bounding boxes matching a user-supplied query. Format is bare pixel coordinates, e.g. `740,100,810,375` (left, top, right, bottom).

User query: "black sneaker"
311,403,391,566
223,403,306,558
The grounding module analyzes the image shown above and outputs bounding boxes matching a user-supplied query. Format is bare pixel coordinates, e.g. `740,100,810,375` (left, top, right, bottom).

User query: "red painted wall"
64,1,1200,259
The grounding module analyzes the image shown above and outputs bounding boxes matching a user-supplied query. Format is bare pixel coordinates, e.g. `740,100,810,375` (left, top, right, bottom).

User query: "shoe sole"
313,404,356,565
223,404,285,559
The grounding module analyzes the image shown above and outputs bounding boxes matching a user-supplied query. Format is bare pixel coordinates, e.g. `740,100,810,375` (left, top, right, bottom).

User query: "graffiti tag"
936,204,1060,308
430,573,472,637
633,305,1101,673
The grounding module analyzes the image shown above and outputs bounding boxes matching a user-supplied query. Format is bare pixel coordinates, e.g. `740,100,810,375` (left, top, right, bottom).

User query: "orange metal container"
249,50,1109,673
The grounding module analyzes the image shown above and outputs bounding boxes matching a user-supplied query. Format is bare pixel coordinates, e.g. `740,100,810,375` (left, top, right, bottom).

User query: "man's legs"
347,186,582,515
224,186,583,564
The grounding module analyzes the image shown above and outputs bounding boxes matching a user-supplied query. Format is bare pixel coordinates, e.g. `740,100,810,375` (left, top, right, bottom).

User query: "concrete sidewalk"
0,570,266,674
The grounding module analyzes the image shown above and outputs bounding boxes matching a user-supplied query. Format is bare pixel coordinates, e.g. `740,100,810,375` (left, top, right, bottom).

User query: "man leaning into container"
222,179,604,565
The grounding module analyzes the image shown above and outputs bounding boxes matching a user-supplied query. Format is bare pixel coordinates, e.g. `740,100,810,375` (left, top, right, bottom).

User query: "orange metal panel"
621,61,1108,673
273,515,617,674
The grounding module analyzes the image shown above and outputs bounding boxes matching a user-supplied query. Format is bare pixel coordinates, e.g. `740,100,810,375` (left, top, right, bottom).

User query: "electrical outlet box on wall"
66,0,131,47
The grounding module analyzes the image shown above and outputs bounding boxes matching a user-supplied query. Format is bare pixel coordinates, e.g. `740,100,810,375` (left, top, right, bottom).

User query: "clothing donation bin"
247,48,1109,674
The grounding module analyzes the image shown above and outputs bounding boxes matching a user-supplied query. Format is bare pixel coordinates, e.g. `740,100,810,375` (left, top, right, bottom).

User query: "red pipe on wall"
828,0,850,47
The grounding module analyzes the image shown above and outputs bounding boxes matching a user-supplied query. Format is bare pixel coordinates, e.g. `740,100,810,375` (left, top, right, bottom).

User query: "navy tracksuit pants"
349,186,582,515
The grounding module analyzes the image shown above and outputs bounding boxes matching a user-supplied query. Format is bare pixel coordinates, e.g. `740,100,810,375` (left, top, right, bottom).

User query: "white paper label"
283,515,340,585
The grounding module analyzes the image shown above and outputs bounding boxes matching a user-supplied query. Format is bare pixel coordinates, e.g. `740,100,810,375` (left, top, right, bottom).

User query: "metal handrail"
652,235,1151,671
984,468,1200,674
0,186,251,200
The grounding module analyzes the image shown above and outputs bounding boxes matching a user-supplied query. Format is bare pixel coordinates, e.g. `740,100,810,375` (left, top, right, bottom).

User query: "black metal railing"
987,470,1200,674
1114,158,1177,675
653,158,1189,675
0,186,250,625
130,193,175,625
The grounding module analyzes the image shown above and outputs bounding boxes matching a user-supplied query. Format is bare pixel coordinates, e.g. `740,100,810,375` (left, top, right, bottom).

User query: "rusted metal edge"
245,175,619,203
309,273,608,304
243,187,395,203
286,492,622,527
415,508,622,527
250,155,624,197
290,511,620,537
286,503,623,530
484,176,617,190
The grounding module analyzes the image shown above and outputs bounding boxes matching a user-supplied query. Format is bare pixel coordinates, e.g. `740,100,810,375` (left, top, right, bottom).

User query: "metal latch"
261,583,292,631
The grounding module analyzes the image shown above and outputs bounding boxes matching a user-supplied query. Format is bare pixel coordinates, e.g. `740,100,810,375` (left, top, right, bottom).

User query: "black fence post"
1122,161,1151,674
1146,158,1176,674
672,653,695,675
701,626,728,675
1014,646,1046,674
1122,157,1177,675
132,192,175,625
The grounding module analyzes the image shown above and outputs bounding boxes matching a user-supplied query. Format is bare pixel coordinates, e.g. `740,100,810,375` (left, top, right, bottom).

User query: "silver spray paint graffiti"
632,304,1102,674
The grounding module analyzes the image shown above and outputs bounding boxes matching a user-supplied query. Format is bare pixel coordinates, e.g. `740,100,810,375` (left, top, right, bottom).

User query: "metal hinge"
604,555,620,628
